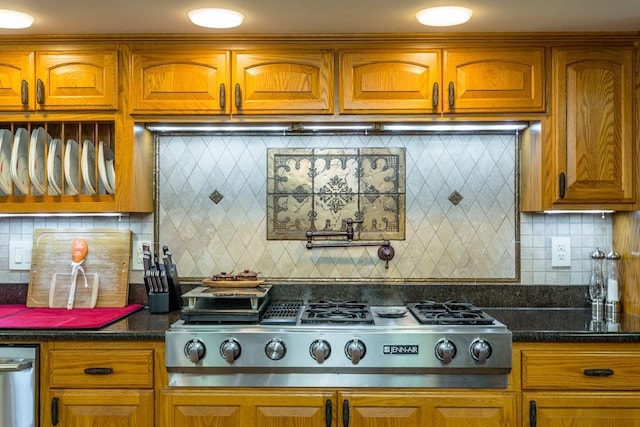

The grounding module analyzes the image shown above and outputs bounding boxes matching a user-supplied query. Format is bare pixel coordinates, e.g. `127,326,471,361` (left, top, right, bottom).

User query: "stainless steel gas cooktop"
166,298,512,388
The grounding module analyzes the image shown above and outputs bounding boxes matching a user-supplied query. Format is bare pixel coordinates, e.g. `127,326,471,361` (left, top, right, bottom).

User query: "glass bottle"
589,248,605,318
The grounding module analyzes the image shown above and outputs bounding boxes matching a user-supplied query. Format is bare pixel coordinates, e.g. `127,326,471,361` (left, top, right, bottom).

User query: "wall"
0,132,613,287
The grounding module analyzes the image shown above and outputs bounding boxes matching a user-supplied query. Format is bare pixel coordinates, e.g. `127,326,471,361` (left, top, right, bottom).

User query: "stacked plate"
0,127,116,196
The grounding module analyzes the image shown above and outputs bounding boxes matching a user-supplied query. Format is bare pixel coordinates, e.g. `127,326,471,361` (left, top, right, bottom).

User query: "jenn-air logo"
383,345,419,355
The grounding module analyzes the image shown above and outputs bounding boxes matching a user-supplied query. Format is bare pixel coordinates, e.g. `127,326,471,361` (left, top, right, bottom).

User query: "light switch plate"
9,240,33,271
551,236,571,267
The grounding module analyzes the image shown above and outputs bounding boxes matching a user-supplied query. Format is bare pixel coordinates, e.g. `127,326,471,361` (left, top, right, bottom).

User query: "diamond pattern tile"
158,133,518,280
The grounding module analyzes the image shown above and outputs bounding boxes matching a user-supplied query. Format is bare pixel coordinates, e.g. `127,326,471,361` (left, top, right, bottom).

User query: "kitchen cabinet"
159,389,335,427
340,390,516,427
158,388,515,427
0,49,118,112
0,119,153,213
519,342,640,427
522,46,636,211
130,48,334,115
130,49,229,114
339,48,544,114
41,341,158,427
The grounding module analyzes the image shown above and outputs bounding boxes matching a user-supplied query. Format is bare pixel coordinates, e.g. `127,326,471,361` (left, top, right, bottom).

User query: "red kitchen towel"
0,305,30,319
0,304,143,329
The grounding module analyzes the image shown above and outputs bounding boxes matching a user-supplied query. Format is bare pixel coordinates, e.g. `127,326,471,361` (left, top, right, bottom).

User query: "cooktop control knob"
435,339,457,364
470,339,492,363
265,338,286,361
220,339,241,364
184,339,206,364
310,339,331,364
345,339,366,364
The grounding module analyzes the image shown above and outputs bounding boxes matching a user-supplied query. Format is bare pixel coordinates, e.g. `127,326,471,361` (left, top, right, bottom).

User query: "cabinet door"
340,391,425,426
36,50,118,110
524,392,640,427
232,51,334,114
339,50,441,113
552,47,634,206
340,390,515,427
159,389,335,427
45,389,154,427
443,48,545,113
0,51,35,110
131,50,230,114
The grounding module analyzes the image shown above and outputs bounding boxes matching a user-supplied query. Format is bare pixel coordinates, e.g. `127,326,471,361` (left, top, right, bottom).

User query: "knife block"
148,273,182,314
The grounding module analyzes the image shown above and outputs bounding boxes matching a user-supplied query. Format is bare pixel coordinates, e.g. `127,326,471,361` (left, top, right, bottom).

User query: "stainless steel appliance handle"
0,358,33,372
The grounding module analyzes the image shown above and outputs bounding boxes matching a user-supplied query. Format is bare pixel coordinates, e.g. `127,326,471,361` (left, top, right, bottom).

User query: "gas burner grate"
300,300,374,325
260,302,303,325
407,300,496,325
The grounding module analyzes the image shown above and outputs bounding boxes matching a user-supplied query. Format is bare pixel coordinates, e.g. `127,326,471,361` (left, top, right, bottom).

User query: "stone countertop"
2,306,640,343
486,308,640,343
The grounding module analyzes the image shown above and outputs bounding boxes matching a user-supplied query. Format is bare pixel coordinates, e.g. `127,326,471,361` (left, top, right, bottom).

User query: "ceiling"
1,0,639,35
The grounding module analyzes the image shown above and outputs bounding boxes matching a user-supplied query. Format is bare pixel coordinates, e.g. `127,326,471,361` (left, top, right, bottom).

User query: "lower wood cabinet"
523,392,640,427
158,388,516,427
41,341,160,427
519,342,640,427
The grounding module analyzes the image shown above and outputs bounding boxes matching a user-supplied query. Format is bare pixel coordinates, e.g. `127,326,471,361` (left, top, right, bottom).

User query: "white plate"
64,139,80,195
106,160,115,193
10,128,29,195
81,139,96,195
0,129,13,195
28,127,46,195
97,140,114,194
47,138,63,195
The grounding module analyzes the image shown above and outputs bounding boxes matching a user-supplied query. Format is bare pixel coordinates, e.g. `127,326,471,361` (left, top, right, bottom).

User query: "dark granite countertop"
1,283,640,343
2,306,640,343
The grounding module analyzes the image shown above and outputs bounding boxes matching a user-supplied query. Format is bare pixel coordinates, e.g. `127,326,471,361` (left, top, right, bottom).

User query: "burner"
300,300,374,325
407,300,496,325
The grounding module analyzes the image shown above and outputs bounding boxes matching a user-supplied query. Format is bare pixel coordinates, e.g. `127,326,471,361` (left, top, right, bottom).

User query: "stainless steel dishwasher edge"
0,345,38,427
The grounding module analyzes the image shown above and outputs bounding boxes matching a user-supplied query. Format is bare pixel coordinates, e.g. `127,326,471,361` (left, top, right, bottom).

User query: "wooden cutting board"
27,229,131,308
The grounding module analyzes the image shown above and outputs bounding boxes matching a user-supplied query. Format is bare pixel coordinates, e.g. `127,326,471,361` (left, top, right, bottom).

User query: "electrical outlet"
131,240,148,270
551,237,571,267
9,240,33,271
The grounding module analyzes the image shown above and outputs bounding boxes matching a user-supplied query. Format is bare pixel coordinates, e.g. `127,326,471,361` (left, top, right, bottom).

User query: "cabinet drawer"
522,350,640,390
49,349,153,389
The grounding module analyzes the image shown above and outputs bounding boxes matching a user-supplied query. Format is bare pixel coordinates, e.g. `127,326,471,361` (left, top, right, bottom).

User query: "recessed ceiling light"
0,9,34,29
415,6,473,27
188,8,244,29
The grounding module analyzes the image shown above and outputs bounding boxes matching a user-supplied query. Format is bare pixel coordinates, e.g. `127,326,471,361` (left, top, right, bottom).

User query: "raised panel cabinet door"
443,48,545,113
339,391,426,426
524,392,640,427
232,51,334,114
159,389,334,427
0,51,35,110
36,50,118,110
428,392,516,427
339,50,441,113
131,50,230,114
552,47,634,205
45,389,154,427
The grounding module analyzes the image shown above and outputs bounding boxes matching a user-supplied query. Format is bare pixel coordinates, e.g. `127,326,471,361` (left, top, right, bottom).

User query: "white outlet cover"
9,240,33,271
551,236,571,267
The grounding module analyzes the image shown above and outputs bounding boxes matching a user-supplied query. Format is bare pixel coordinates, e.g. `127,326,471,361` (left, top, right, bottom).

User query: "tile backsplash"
0,132,613,287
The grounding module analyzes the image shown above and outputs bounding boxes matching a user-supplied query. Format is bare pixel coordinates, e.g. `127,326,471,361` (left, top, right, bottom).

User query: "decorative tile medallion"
267,148,406,240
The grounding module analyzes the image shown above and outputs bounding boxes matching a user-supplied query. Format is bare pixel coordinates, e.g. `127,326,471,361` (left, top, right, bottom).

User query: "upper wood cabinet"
339,50,441,114
551,47,635,207
130,49,230,114
130,49,334,115
443,48,545,113
232,51,334,114
523,46,636,212
339,48,544,114
0,50,118,112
